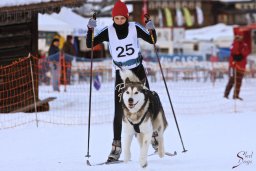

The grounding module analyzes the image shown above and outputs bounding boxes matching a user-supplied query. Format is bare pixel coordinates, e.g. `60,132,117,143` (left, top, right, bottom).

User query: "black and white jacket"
86,21,157,49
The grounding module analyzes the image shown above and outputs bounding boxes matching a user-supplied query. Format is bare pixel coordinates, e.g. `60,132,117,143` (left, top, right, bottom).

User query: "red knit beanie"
112,0,129,18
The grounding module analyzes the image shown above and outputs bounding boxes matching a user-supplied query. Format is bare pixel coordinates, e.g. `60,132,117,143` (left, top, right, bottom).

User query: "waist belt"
113,55,142,68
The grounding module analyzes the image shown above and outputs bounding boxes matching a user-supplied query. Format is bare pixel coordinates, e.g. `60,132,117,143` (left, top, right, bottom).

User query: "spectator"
224,33,250,100
62,35,75,84
63,35,76,56
48,38,60,56
48,38,60,92
38,50,50,85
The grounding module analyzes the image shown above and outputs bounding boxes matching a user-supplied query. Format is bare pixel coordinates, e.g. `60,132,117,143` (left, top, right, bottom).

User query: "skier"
86,0,157,162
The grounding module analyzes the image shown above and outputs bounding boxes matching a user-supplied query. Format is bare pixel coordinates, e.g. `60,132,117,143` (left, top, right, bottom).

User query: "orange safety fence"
0,54,256,130
0,56,35,113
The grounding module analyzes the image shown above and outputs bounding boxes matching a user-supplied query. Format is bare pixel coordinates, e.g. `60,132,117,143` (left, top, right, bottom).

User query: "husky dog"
120,71,168,168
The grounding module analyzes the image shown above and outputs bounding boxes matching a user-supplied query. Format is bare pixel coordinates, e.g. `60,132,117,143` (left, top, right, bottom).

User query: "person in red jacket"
224,33,249,100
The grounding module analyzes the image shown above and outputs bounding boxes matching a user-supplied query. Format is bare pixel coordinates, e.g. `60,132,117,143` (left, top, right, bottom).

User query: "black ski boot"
107,140,122,162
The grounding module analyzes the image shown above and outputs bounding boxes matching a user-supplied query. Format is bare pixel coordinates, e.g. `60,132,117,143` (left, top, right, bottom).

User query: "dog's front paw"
158,150,165,158
157,140,165,158
140,160,148,168
124,157,130,163
158,145,165,158
139,158,148,168
124,152,131,163
158,146,165,158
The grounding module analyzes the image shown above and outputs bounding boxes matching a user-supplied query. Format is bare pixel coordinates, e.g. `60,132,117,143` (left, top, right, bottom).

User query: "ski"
165,151,177,156
87,151,176,166
148,151,177,157
87,159,124,166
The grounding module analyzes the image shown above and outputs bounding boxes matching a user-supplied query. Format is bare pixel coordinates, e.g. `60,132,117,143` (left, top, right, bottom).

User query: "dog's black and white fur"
119,70,168,167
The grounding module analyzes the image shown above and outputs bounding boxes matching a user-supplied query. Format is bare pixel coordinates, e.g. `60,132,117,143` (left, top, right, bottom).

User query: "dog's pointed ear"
141,78,146,86
141,78,149,90
125,77,131,84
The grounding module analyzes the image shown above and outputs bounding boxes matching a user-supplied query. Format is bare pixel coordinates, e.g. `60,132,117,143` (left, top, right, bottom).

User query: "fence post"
29,54,39,127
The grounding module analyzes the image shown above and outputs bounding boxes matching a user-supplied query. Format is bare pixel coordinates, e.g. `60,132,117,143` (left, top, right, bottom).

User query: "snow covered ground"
0,79,255,171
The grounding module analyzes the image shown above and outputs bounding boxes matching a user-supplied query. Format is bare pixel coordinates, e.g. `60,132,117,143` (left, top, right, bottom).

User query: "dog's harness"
127,111,148,133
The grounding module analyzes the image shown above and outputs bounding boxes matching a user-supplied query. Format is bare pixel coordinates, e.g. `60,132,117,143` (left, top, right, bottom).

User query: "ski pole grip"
144,14,155,44
91,12,97,44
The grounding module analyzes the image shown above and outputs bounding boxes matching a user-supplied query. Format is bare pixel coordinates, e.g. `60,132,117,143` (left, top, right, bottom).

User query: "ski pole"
86,12,97,159
144,14,187,153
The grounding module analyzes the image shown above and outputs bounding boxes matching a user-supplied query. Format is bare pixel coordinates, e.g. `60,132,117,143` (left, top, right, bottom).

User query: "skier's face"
113,16,127,25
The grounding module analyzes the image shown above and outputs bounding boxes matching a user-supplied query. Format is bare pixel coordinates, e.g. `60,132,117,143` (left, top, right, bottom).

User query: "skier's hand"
145,20,155,30
87,18,97,29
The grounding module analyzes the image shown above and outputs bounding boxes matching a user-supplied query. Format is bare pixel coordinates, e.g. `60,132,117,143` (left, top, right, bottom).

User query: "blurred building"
125,0,256,27
0,0,83,66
